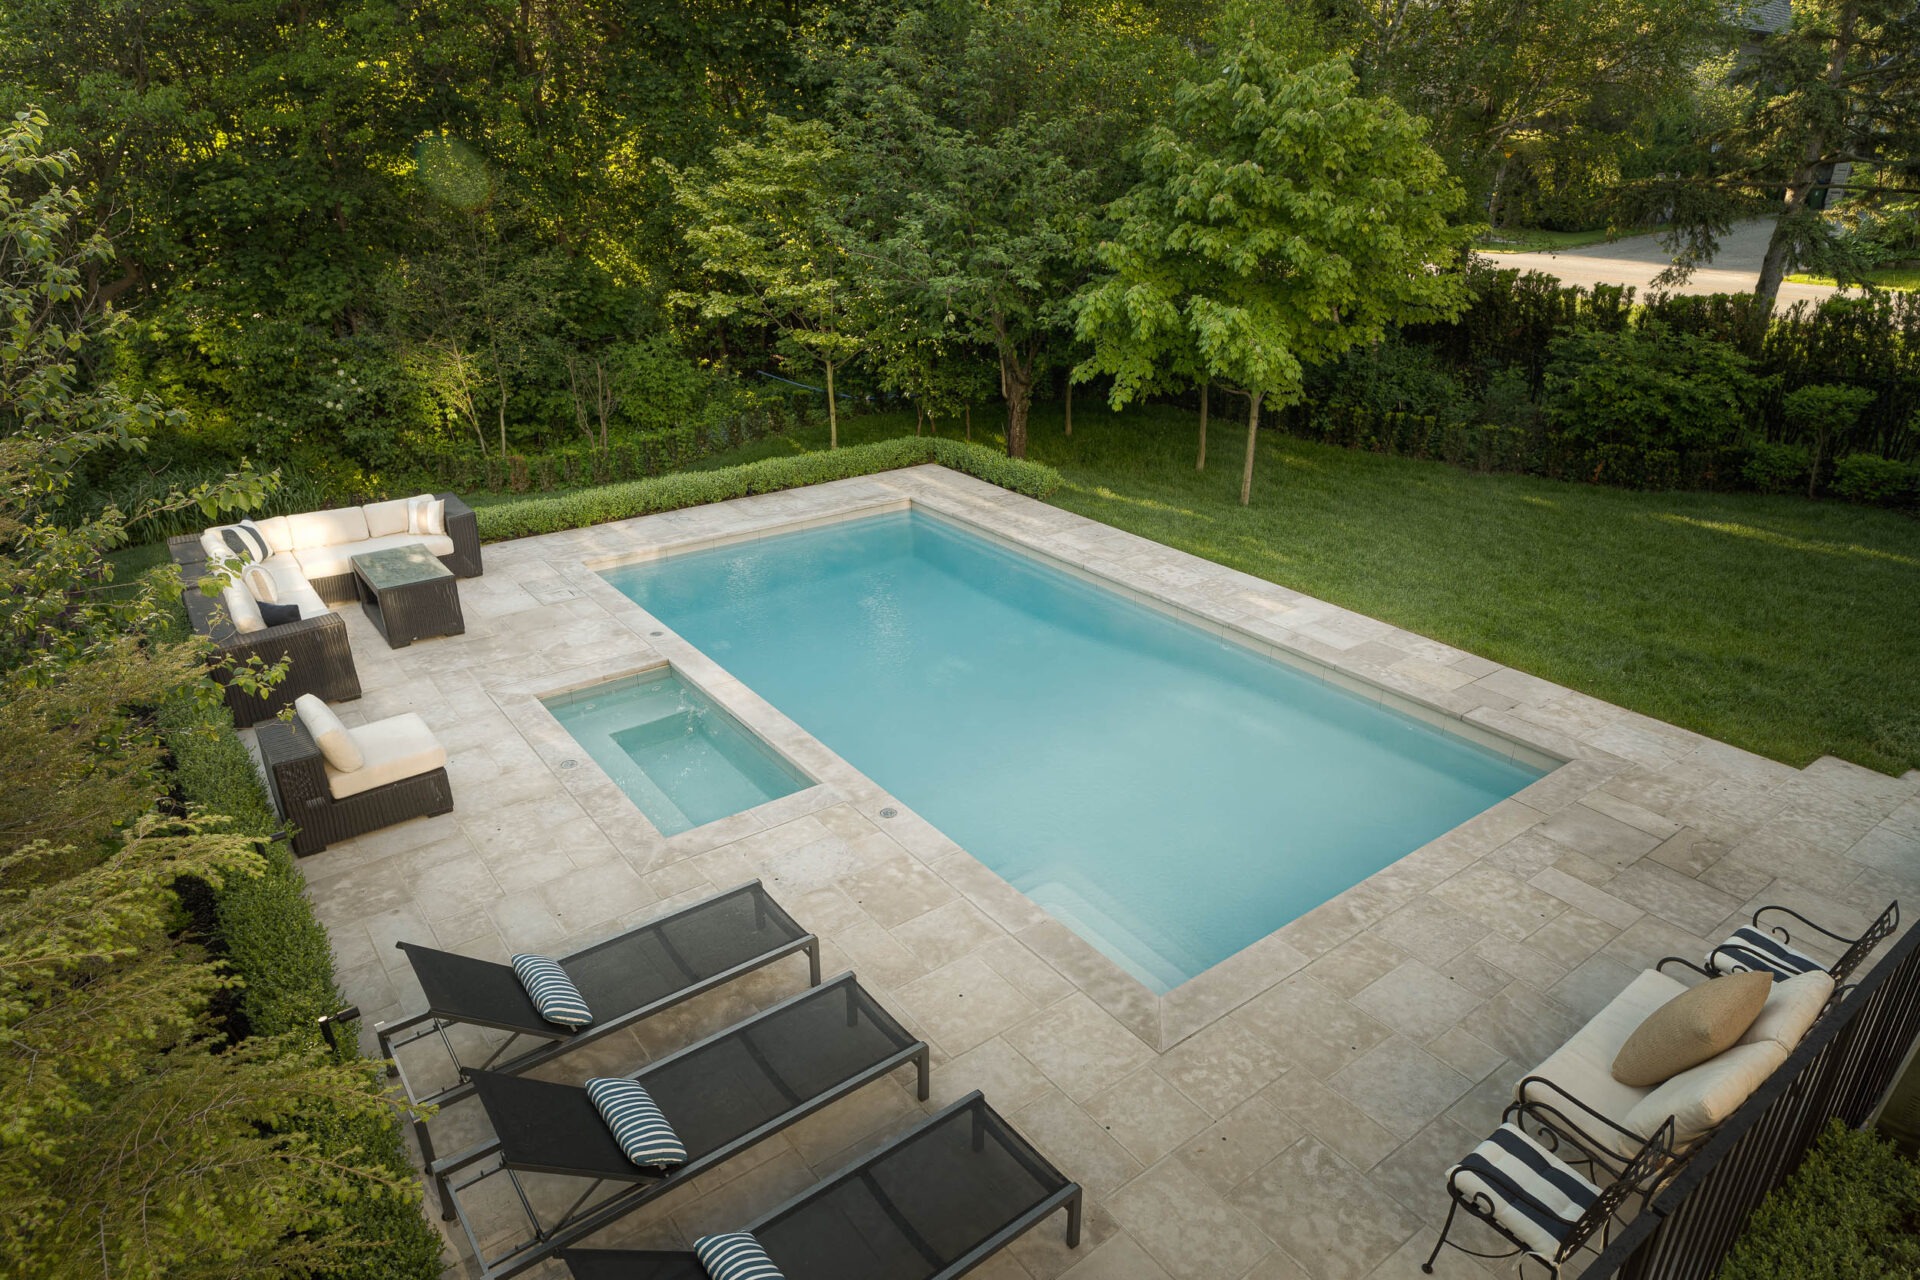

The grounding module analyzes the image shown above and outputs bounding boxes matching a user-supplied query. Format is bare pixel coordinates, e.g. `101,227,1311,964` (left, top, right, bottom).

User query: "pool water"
545,669,810,836
603,512,1543,992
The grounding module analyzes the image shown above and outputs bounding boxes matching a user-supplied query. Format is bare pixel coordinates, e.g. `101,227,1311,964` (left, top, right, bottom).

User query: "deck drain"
559,758,578,770
879,807,897,818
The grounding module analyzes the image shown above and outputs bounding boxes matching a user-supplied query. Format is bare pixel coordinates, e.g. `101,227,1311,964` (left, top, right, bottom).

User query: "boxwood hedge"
474,437,1061,542
1718,1120,1920,1280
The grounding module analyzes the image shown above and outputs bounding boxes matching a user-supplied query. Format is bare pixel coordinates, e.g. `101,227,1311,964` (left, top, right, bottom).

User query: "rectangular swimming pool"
602,511,1543,992
545,668,810,836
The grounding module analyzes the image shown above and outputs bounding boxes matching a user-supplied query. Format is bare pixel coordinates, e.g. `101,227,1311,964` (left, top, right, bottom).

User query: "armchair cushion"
1449,1123,1600,1260
296,694,364,773
328,712,446,799
254,514,295,554
1624,1040,1788,1146
408,494,445,536
1708,926,1825,979
290,532,455,582
1525,970,1685,1154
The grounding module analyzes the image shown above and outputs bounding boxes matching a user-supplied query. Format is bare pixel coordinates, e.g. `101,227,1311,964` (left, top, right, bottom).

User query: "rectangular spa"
544,668,810,836
602,511,1545,992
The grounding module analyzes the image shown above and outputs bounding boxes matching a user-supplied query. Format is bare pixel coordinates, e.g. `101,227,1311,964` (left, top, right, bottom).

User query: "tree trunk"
1240,390,1264,506
965,405,971,441
1197,383,1209,471
825,359,838,450
916,402,924,436
1001,354,1033,459
1064,378,1073,436
1756,0,1855,308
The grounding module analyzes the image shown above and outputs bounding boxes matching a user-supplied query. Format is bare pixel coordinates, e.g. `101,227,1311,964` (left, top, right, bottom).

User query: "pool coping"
480,465,1733,1052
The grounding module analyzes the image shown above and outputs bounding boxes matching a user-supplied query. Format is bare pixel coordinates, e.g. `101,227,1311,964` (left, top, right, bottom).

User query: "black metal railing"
1578,915,1920,1279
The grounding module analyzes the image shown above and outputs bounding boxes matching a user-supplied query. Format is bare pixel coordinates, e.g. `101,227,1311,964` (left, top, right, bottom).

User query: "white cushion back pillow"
242,563,279,604
294,694,365,772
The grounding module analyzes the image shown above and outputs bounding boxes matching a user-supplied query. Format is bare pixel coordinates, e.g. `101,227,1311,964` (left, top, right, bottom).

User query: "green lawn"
1476,227,1615,253
1787,266,1920,292
696,403,1920,776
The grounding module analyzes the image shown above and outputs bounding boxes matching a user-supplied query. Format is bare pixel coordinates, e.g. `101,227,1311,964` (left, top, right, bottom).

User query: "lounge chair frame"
434,972,928,1280
376,880,820,1114
1423,1105,1673,1278
1658,900,1899,1007
561,1090,1083,1280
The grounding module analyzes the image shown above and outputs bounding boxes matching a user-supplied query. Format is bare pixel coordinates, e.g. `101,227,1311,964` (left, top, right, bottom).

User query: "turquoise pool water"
602,512,1543,992
545,669,809,836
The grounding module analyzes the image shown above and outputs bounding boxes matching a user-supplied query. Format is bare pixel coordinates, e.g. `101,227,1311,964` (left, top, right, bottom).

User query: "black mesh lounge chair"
561,1091,1082,1280
1659,900,1898,1001
376,881,819,1114
432,973,929,1280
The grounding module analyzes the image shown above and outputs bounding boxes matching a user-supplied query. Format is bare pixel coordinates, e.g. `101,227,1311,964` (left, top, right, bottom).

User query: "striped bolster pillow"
1708,926,1824,980
693,1232,786,1280
587,1077,689,1169
509,953,593,1027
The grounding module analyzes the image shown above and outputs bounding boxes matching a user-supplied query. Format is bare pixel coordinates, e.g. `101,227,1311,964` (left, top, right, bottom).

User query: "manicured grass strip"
693,404,1920,776
1787,267,1920,292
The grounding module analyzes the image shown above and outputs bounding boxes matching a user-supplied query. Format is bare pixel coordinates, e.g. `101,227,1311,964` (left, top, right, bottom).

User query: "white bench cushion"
327,713,448,800
292,533,456,582
1738,970,1834,1053
1625,1040,1788,1146
364,498,412,538
288,506,370,550
1521,969,1684,1155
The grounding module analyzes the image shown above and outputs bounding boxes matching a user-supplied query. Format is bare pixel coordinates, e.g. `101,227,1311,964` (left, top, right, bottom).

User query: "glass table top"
352,544,452,590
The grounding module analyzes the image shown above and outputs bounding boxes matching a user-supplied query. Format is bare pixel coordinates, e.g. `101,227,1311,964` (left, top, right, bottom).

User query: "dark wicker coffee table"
352,545,465,649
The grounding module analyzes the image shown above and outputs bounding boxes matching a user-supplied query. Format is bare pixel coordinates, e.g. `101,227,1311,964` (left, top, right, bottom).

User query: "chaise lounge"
432,974,928,1280
560,1091,1083,1280
376,880,820,1113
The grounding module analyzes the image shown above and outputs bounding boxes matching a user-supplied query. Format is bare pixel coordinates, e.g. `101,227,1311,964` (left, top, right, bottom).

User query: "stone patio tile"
1599,915,1713,974
1429,866,1564,940
842,852,961,928
1235,975,1394,1080
891,897,1005,968
1014,1088,1145,1199
896,954,1043,1057
1580,788,1684,839
1523,906,1620,968
1174,1090,1308,1194
1424,1027,1506,1082
1528,866,1644,929
1006,992,1156,1103
1060,1233,1175,1280
1328,1038,1475,1140
1152,1016,1290,1118
1368,1114,1485,1226
1603,860,1741,934
1261,1074,1403,1173
1535,803,1665,863
538,861,657,932
1372,897,1492,966
1457,983,1585,1069
1229,1136,1424,1280
1468,930,1568,989
1546,954,1641,1021
1305,932,1414,999
403,853,504,923
1107,1158,1276,1280
1351,961,1488,1044
1085,1067,1212,1165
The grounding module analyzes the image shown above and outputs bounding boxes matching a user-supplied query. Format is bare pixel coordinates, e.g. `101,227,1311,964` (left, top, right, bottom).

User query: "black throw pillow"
259,601,302,627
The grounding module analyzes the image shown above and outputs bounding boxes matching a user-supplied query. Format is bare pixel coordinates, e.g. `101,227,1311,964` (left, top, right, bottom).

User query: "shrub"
158,691,444,1280
1744,441,1814,494
1719,1120,1920,1280
1543,322,1759,465
1831,454,1920,506
474,437,1061,542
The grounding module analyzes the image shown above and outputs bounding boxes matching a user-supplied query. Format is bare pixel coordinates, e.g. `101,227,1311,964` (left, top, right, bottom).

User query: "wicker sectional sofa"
169,492,480,727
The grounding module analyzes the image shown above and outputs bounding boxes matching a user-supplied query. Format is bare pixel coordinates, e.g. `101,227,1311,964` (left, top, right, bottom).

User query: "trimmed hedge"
474,437,1062,542
1718,1120,1920,1280
159,691,444,1280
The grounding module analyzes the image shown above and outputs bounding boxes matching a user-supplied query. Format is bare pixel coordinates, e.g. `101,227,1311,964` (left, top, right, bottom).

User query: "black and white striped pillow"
692,1232,785,1280
1709,926,1824,980
1448,1122,1599,1260
220,522,269,563
508,953,593,1027
586,1077,689,1170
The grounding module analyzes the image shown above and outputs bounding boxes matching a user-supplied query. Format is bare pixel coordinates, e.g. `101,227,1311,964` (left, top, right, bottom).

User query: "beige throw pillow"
1612,970,1773,1088
294,693,364,773
407,494,445,536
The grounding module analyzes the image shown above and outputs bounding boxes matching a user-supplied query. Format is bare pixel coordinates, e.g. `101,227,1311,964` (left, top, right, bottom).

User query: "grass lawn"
1787,266,1920,292
1476,227,1615,253
695,403,1920,776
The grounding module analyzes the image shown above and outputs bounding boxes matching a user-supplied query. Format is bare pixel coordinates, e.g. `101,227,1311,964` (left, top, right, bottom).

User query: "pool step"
1025,879,1195,994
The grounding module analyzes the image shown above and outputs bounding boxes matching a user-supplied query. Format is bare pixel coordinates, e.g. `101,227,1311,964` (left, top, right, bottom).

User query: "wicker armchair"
169,537,363,728
258,717,453,856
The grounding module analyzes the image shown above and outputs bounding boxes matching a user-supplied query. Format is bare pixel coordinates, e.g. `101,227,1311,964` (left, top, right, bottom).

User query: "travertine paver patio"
280,464,1920,1280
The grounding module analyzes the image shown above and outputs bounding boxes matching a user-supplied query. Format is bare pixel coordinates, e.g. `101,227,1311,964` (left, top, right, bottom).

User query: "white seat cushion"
363,498,412,538
327,713,448,800
1624,1040,1788,1146
1449,1122,1601,1260
288,507,371,550
256,553,331,620
1522,969,1685,1156
1737,970,1835,1053
291,533,457,582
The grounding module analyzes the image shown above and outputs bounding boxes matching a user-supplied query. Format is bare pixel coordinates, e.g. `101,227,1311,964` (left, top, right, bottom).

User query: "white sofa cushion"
253,554,329,619
288,506,370,550
1521,969,1687,1156
242,563,279,604
1624,1040,1789,1146
221,583,266,633
408,494,445,536
1738,970,1834,1053
327,713,447,800
254,514,295,554
295,694,364,772
364,498,411,538
292,533,456,582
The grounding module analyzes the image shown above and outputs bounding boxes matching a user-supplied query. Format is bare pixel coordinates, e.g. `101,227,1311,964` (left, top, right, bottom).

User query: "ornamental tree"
1076,45,1474,503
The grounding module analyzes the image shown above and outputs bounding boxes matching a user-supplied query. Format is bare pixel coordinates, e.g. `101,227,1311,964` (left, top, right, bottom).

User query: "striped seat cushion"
693,1233,785,1280
1448,1123,1601,1260
1708,926,1825,980
509,953,593,1028
586,1077,689,1169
